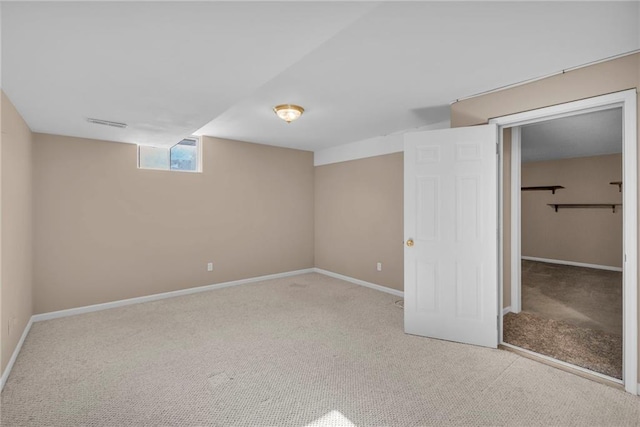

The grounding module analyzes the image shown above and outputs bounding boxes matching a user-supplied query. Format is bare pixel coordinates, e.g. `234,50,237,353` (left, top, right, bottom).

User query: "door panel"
417,177,439,240
404,125,498,348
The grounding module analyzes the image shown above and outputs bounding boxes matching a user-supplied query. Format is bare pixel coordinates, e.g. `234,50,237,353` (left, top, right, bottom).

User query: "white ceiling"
2,2,639,151
521,108,623,163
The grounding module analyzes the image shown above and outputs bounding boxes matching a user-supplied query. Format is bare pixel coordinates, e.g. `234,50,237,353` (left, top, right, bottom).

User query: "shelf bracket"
610,181,622,192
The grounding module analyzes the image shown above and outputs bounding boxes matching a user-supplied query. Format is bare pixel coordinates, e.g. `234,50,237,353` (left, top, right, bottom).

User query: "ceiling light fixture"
273,104,304,123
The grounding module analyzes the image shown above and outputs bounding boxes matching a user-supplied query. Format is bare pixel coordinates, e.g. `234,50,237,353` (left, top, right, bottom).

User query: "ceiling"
2,2,639,152
521,108,623,163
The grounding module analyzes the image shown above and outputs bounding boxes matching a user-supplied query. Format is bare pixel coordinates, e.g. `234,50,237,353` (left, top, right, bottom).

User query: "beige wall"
314,153,403,291
1,91,34,374
522,154,622,267
33,134,314,313
450,52,639,384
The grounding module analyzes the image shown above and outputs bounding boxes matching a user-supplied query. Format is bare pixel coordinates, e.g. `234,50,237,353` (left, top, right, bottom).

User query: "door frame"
489,89,638,395
509,126,523,315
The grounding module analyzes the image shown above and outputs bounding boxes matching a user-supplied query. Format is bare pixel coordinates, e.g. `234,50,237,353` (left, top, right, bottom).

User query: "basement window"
138,137,202,172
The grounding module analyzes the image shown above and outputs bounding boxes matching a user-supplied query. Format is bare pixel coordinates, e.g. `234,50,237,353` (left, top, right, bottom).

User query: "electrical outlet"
377,262,382,272
207,262,214,272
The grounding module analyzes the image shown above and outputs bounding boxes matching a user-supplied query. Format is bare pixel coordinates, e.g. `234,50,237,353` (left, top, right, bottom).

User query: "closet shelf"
521,186,564,194
547,203,622,213
610,181,622,192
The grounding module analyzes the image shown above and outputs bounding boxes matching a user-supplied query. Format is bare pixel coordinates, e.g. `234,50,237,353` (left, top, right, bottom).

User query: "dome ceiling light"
273,104,304,123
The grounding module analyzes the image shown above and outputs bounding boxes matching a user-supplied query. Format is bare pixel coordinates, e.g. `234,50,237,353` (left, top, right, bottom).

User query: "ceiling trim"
451,48,640,105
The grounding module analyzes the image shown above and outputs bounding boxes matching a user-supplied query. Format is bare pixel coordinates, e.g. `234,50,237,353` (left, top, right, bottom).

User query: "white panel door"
404,125,498,348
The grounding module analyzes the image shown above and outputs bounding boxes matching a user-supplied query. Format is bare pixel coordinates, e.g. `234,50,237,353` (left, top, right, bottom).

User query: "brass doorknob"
406,239,414,247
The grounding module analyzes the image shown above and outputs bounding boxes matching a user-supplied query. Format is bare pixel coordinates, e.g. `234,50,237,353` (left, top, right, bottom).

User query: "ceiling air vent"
87,118,127,129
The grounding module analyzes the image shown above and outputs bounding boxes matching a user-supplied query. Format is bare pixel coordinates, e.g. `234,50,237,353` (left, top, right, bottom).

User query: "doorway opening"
490,89,637,394
505,108,623,379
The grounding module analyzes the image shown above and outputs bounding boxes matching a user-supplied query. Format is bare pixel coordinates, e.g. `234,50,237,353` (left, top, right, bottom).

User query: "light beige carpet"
2,273,639,426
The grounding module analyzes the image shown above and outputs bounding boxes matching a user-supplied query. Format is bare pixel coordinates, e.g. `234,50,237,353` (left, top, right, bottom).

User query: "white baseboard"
29,266,401,324
313,268,404,297
502,306,511,316
521,256,622,272
32,268,315,322
1,317,33,392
